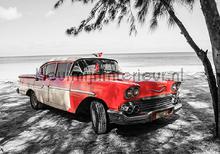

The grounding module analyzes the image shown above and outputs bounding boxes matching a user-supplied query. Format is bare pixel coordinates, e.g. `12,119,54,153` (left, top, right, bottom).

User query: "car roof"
48,56,80,62
47,57,117,64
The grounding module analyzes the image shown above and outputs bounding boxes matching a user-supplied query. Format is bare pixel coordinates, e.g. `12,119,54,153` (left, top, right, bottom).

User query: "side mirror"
72,66,83,76
36,71,47,81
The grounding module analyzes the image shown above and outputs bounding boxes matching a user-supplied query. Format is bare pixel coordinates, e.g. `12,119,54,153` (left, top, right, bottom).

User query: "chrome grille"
135,96,173,112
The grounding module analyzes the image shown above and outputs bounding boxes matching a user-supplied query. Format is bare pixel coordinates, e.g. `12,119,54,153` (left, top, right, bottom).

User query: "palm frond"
150,17,158,30
167,15,175,28
66,0,103,35
149,1,164,30
54,0,66,9
175,0,195,10
54,0,94,9
54,0,196,35
136,0,151,23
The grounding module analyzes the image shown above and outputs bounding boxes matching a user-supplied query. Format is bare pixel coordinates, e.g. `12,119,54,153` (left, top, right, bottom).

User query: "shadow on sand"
0,80,220,153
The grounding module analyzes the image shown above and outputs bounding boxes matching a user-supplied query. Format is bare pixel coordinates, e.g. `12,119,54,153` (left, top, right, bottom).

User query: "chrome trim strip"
70,89,95,96
49,86,69,91
141,94,173,100
149,86,166,93
46,86,95,96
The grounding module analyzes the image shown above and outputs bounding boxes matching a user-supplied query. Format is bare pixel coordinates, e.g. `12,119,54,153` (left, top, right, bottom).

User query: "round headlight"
120,102,135,115
172,84,177,91
171,82,181,92
133,87,140,96
125,86,140,99
125,88,133,99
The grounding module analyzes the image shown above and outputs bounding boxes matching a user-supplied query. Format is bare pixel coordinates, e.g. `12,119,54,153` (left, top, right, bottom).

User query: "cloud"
45,10,55,18
0,6,22,20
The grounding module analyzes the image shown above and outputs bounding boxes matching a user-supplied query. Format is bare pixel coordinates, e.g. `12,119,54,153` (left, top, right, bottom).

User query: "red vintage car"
17,56,182,134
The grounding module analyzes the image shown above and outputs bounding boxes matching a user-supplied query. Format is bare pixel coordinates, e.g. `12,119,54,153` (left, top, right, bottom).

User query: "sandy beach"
0,72,220,153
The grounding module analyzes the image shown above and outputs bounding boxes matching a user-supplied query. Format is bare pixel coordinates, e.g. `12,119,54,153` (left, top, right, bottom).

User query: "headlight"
124,86,140,99
133,87,140,96
120,102,140,115
125,88,133,99
120,102,134,114
171,82,181,92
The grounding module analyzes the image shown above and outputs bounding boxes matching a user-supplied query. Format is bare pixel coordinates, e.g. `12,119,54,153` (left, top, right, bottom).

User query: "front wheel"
90,101,109,134
30,92,44,110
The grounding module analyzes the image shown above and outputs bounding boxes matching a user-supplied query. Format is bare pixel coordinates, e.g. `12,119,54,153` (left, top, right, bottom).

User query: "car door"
34,63,56,104
34,64,48,103
49,62,72,111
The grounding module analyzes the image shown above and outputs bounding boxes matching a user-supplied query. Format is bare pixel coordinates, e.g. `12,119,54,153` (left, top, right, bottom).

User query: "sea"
0,52,214,81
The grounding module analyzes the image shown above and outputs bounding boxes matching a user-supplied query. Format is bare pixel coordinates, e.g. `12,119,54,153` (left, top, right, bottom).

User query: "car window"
75,61,85,72
56,63,72,78
46,63,56,77
56,63,66,78
66,63,72,76
82,59,100,74
71,59,120,75
70,62,83,76
101,60,120,73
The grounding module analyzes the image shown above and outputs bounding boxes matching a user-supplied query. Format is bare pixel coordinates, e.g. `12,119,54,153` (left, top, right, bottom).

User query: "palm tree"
54,0,220,137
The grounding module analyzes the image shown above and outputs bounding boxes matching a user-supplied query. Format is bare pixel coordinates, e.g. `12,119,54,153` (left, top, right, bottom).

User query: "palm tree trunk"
217,75,220,136
200,0,220,137
160,0,219,137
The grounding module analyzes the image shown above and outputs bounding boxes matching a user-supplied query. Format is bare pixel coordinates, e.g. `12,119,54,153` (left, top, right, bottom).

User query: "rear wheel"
30,92,44,110
90,101,109,134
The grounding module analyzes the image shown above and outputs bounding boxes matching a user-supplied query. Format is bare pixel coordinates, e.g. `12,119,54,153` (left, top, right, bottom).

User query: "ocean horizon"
0,52,213,81
0,51,212,58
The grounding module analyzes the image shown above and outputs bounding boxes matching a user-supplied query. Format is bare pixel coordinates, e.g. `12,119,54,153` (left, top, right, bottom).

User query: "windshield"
74,59,121,75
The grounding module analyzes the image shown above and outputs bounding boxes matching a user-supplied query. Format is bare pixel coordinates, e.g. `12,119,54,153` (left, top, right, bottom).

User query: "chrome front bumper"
107,103,182,125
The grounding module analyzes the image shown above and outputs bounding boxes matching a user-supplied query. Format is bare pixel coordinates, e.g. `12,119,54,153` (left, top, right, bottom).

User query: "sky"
0,0,219,57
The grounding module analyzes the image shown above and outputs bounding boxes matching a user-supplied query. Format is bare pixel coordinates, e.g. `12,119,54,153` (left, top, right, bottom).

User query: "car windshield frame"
72,58,121,75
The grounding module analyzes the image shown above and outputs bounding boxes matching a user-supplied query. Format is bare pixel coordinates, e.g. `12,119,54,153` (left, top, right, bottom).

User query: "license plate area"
154,108,173,120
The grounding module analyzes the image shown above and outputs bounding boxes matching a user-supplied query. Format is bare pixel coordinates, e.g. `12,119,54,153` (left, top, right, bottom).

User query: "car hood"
100,74,176,97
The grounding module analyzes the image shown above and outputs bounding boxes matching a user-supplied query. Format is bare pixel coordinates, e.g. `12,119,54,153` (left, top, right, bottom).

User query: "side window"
46,63,56,77
56,63,72,78
78,61,85,72
56,63,67,78
82,59,100,74
71,61,83,76
66,63,72,76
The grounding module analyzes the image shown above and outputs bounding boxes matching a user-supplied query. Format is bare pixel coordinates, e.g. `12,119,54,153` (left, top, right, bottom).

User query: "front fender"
90,80,138,110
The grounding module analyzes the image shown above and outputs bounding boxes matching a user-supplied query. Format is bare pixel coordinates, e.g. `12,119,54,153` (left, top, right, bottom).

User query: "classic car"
17,55,182,134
